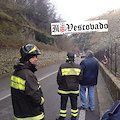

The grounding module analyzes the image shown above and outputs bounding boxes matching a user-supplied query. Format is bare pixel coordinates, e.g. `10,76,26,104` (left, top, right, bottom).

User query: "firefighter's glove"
40,97,44,105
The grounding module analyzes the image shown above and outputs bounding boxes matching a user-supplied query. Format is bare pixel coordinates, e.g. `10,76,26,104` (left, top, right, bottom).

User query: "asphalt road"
0,57,100,120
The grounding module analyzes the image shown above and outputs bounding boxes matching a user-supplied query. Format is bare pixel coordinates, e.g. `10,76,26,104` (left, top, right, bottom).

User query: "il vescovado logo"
51,20,108,35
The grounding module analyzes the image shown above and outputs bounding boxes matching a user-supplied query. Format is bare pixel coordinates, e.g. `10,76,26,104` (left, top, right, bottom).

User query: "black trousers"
61,94,77,110
59,94,78,120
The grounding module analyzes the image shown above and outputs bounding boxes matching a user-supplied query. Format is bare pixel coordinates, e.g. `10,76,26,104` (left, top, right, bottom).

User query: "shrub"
34,30,54,45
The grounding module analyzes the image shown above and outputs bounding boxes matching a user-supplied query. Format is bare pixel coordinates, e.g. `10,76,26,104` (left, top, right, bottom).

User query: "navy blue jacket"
80,56,99,86
100,100,120,120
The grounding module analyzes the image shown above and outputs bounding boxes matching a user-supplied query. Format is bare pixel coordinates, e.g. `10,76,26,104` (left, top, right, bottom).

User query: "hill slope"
89,9,120,51
72,9,120,52
0,0,57,51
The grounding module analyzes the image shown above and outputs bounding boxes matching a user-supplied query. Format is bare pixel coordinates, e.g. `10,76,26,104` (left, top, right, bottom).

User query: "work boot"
89,107,94,112
56,117,65,120
78,106,87,111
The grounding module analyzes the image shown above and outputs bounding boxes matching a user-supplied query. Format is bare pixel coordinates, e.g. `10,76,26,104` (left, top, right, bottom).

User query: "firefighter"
56,52,83,120
11,44,45,120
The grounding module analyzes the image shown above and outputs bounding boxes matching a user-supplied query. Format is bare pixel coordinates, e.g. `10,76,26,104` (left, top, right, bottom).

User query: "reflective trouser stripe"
58,89,79,94
71,109,78,117
14,112,44,120
60,110,67,117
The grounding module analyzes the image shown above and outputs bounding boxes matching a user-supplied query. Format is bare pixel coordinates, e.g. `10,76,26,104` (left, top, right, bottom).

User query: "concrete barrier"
99,61,120,102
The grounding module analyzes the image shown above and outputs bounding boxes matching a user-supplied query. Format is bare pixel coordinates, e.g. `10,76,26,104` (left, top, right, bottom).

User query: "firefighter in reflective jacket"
56,52,83,120
11,44,44,120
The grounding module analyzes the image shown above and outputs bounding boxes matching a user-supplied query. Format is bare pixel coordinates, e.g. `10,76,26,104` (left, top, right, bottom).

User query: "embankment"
0,48,66,77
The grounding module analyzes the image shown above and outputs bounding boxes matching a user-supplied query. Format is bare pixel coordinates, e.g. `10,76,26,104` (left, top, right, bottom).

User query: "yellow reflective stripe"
29,46,37,53
14,112,44,120
71,109,78,117
60,114,66,117
71,109,78,113
60,109,67,117
40,97,44,105
71,112,78,117
11,75,25,90
37,82,41,90
66,57,69,60
58,90,79,94
61,68,81,76
38,85,41,90
60,110,67,113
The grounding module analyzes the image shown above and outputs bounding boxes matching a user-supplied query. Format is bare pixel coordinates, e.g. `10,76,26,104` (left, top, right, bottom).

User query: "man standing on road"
79,50,99,111
56,52,82,120
11,44,45,120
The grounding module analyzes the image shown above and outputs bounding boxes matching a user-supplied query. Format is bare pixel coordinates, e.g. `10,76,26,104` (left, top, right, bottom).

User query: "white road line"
0,94,11,101
0,71,58,101
78,88,88,120
79,110,86,120
38,71,58,81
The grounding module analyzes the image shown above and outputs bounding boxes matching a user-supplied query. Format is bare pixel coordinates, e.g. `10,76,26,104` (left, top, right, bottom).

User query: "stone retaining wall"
0,48,66,76
99,61,120,102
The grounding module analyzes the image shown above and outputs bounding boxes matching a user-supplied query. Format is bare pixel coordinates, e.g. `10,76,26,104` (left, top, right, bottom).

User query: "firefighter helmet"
20,44,41,61
66,52,74,61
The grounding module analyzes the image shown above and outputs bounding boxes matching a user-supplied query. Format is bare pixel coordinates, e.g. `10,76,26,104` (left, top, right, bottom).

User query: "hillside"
0,0,59,51
89,9,120,51
72,9,120,52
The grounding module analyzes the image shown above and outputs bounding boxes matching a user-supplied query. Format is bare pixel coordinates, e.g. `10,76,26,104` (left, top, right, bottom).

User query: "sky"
50,0,120,23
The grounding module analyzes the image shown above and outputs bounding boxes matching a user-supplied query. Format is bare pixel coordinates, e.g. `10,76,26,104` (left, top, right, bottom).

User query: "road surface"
0,57,100,120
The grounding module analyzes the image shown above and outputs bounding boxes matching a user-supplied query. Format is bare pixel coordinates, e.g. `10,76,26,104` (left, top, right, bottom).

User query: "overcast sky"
50,0,120,23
